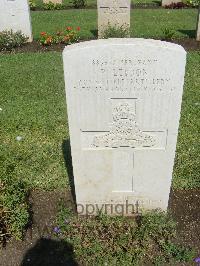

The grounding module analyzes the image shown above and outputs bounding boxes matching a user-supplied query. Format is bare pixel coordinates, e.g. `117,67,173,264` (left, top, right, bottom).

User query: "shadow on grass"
152,0,161,6
90,29,98,38
62,139,76,205
177,29,196,38
21,238,78,266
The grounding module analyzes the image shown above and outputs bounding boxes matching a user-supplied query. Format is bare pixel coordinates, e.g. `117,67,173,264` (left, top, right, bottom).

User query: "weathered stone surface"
197,8,200,41
162,0,182,6
63,39,186,215
98,0,130,38
0,0,32,42
43,0,62,4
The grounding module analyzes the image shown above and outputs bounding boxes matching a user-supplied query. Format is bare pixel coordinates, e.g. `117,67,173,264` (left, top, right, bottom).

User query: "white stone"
197,8,200,41
98,0,130,38
63,39,186,215
162,0,182,6
16,136,23,141
0,0,32,42
43,0,62,4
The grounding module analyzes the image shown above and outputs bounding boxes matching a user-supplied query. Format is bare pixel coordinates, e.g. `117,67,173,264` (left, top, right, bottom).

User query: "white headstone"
98,0,130,38
43,0,62,4
197,8,200,41
162,0,182,6
63,39,186,215
0,0,32,42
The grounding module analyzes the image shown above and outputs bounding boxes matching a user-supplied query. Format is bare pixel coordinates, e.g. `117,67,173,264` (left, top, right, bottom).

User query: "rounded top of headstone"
63,38,186,55
97,0,131,7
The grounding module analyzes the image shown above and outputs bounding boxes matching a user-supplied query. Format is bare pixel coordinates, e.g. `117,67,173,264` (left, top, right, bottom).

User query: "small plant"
0,176,30,245
186,0,200,7
29,0,37,10
55,208,196,265
0,144,31,246
159,241,195,262
39,32,54,46
70,0,86,8
0,30,28,51
0,188,9,246
162,27,176,40
43,2,64,10
102,23,130,39
39,26,81,46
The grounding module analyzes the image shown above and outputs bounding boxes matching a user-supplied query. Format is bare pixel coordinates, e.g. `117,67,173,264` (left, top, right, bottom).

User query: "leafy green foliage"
0,30,28,51
186,0,200,7
56,209,195,265
70,0,86,8
0,148,30,244
43,2,64,10
135,211,176,241
161,27,176,40
102,23,130,38
29,0,37,10
160,241,195,262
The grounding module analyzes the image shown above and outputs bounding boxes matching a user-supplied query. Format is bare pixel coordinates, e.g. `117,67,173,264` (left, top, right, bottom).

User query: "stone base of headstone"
196,8,200,41
162,0,182,6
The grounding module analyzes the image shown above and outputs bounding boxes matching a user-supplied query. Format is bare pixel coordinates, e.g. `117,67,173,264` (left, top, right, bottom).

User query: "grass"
31,9,198,40
173,51,200,189
0,51,199,191
0,52,68,190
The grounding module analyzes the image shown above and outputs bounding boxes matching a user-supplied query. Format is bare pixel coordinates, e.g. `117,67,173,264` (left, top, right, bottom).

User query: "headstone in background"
43,0,63,3
162,0,182,6
63,39,186,215
0,0,32,42
196,8,200,41
98,0,131,38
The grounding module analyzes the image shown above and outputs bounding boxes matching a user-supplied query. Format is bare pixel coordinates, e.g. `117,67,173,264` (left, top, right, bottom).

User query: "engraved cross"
81,99,166,193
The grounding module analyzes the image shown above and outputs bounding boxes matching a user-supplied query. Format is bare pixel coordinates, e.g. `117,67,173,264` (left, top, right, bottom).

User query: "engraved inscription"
93,103,156,148
73,58,173,92
100,7,128,15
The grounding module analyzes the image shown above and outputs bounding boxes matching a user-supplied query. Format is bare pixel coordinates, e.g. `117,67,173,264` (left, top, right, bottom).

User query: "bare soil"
0,188,200,266
169,188,200,253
